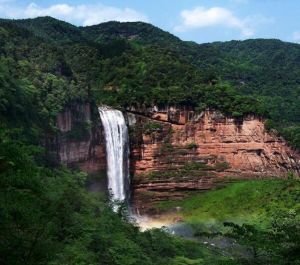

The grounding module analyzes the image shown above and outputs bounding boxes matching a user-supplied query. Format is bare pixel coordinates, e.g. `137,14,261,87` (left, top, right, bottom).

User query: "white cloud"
292,31,300,42
0,2,148,26
174,6,270,38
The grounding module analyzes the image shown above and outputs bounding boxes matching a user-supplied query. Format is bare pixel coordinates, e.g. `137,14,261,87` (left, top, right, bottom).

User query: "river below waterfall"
133,212,252,260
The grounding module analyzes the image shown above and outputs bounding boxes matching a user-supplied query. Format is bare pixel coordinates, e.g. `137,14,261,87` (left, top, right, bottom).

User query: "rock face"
56,103,106,174
55,104,300,213
128,107,299,176
126,106,300,213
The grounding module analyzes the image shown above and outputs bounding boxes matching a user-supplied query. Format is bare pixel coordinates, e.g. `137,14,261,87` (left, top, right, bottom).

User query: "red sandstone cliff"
129,107,299,176
55,104,300,211
56,104,300,177
126,106,300,212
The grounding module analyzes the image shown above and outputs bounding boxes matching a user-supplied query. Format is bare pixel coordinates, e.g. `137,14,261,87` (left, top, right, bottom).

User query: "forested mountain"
1,16,299,149
1,16,300,265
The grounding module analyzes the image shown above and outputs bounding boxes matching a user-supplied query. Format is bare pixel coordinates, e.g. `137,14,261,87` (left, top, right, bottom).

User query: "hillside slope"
0,16,299,149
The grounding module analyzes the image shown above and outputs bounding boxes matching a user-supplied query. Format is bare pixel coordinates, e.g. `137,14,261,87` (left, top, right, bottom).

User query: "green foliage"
82,21,183,47
157,179,300,228
0,125,236,265
1,128,220,265
185,142,198,149
158,179,300,264
224,209,300,264
65,120,91,141
281,125,300,150
136,161,217,182
182,162,211,171
143,121,163,135
8,16,86,44
159,142,174,153
181,161,230,172
214,162,230,171
1,17,299,148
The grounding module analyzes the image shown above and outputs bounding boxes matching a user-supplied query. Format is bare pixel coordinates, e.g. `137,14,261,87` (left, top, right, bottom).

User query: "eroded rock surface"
55,104,300,213
56,103,106,174
126,106,300,213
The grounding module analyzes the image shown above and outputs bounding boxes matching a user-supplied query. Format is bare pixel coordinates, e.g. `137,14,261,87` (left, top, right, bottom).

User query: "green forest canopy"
1,16,299,149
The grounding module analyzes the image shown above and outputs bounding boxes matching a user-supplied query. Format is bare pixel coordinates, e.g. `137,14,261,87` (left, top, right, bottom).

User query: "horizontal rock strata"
55,104,300,213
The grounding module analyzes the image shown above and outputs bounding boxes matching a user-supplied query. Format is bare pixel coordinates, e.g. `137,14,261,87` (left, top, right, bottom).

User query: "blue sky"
1,0,300,44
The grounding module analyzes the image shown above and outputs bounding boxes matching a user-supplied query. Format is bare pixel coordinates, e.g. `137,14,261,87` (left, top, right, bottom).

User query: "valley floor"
133,178,300,263
155,178,300,229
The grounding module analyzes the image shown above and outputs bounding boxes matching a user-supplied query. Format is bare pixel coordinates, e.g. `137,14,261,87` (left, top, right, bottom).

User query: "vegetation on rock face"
143,121,164,135
185,142,199,149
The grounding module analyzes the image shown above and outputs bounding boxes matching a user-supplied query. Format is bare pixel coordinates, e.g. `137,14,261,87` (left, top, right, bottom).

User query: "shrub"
214,162,230,171
185,141,198,149
143,121,163,135
159,142,174,153
66,121,91,141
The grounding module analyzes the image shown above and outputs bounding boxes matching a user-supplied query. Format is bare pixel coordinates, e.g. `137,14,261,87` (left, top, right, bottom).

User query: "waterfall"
98,106,130,209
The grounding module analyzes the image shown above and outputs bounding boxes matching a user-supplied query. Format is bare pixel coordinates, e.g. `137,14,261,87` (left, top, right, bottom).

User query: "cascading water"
98,106,130,209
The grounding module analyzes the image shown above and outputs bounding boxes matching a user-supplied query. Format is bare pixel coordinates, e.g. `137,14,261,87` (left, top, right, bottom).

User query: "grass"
156,179,300,229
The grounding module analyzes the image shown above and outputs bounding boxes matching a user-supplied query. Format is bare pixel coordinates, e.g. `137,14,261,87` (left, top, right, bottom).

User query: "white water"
98,107,130,208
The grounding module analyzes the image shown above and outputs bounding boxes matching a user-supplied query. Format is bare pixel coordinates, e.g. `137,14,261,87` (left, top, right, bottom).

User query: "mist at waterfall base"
98,107,130,211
